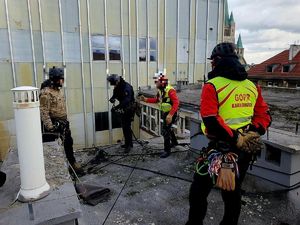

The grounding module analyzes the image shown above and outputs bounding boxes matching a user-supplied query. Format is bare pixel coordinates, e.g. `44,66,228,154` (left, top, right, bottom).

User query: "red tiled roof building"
248,45,300,89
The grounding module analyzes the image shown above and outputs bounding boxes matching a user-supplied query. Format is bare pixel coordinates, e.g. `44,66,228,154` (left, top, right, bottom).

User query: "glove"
236,131,264,153
48,121,59,132
166,114,173,125
139,95,147,102
109,98,116,104
216,166,236,191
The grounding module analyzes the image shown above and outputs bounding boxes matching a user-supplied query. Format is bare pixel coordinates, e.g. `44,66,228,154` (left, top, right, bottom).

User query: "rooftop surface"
1,136,300,225
75,137,300,225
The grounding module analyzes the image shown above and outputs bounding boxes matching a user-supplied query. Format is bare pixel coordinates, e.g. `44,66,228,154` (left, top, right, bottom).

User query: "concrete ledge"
0,142,82,225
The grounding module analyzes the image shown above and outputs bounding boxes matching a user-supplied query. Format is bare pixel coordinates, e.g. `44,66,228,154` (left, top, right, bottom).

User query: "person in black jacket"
107,74,135,153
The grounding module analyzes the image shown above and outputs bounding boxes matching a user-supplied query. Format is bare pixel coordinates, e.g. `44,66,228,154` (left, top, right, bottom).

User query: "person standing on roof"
40,66,84,175
107,74,135,153
140,72,179,158
186,42,271,225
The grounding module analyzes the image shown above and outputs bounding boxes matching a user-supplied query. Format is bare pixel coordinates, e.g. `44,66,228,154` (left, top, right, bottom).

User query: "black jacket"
110,77,135,110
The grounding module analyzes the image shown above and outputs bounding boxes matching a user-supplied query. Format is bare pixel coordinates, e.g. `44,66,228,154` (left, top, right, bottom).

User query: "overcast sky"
229,0,300,64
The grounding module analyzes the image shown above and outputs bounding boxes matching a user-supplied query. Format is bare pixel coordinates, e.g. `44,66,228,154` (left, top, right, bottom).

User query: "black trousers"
162,112,178,152
121,111,134,147
186,151,252,225
62,123,76,165
45,119,76,165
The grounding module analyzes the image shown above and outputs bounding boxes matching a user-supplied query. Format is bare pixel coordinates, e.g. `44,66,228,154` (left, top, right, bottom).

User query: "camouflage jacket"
39,87,67,130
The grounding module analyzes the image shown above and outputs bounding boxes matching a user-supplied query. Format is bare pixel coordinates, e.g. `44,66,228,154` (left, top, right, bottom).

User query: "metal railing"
139,101,191,137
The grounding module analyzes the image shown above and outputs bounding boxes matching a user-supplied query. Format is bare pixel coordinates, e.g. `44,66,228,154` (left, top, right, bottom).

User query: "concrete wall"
0,0,224,159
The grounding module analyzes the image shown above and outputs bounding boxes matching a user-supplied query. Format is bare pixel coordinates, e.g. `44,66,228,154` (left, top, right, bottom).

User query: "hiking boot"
160,151,170,158
70,162,85,176
124,146,132,153
121,144,133,148
170,141,178,148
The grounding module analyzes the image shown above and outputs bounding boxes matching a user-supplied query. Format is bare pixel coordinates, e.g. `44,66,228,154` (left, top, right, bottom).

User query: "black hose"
111,162,193,183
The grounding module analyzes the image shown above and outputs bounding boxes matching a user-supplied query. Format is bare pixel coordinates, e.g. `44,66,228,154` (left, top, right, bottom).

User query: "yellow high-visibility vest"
158,84,174,112
201,76,258,134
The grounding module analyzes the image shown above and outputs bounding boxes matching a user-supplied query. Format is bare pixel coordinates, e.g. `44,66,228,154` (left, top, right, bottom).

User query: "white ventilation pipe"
11,86,50,202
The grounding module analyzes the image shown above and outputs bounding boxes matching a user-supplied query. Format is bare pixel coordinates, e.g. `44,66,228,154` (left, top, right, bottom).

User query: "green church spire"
237,34,243,48
229,12,235,25
224,0,230,26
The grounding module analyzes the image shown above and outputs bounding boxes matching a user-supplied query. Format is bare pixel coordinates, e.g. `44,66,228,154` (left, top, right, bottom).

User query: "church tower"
223,0,235,43
236,34,248,69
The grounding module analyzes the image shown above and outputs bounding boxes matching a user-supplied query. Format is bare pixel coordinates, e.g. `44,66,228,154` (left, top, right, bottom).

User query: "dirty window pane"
139,50,147,61
92,35,105,61
109,36,121,61
91,35,105,60
139,38,147,50
150,38,157,62
139,38,147,62
150,38,157,50
150,51,156,62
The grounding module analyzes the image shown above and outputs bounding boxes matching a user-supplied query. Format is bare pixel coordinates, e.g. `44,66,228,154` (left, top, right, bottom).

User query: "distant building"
223,1,247,68
248,45,300,89
236,33,248,69
223,0,235,43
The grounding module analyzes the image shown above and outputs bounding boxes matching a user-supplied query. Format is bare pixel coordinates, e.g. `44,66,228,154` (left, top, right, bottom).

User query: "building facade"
248,44,300,89
0,0,225,159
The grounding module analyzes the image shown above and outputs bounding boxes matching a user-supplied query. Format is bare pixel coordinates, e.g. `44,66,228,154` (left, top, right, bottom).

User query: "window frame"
91,34,106,61
139,37,147,62
149,38,157,62
108,35,121,61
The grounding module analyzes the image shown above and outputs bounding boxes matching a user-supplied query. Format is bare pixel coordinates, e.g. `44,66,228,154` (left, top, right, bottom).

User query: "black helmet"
209,42,237,60
49,66,64,81
107,74,120,85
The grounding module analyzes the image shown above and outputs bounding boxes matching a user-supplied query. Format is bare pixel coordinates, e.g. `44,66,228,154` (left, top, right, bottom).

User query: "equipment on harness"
215,152,238,191
195,149,239,191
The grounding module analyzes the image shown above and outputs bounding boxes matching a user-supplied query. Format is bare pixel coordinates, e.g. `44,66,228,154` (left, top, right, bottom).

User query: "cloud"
229,0,300,64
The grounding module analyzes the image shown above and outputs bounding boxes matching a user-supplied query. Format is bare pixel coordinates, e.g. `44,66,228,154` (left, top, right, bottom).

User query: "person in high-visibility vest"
140,72,179,158
186,42,271,225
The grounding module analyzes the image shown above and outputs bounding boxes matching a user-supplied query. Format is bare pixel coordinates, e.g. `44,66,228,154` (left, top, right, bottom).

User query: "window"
95,111,122,131
92,35,105,60
296,83,300,89
149,38,157,62
282,65,290,72
266,64,278,72
109,36,121,61
266,65,273,72
139,38,147,61
267,82,273,87
282,64,295,72
273,82,278,87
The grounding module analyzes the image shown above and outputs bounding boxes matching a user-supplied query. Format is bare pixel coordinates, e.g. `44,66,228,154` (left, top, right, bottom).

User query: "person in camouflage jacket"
40,67,84,175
